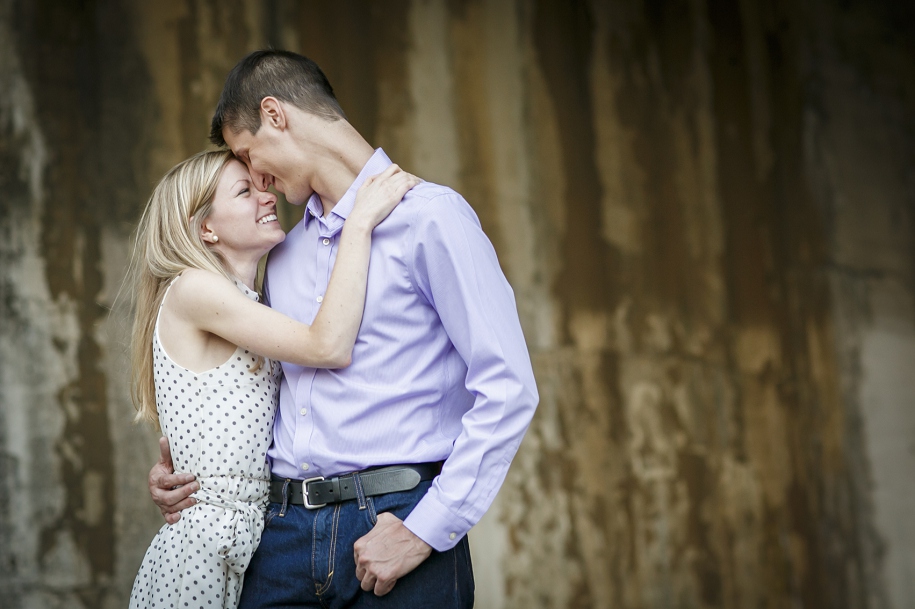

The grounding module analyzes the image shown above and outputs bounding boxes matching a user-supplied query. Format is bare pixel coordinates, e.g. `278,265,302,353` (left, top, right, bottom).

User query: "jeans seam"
311,509,320,592
314,504,341,596
329,504,340,582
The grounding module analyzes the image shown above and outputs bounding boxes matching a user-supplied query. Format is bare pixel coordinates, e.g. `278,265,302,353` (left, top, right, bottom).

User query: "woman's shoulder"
167,269,238,310
173,267,231,289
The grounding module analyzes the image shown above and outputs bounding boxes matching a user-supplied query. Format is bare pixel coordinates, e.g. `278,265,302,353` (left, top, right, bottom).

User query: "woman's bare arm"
172,166,419,368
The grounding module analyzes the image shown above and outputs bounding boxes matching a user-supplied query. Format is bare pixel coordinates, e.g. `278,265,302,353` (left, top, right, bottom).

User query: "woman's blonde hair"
127,149,251,429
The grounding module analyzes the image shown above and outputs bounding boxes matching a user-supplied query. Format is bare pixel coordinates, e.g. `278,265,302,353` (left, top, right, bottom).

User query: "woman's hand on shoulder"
348,164,421,232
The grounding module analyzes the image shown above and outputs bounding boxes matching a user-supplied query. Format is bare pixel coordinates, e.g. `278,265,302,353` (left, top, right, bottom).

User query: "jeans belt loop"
353,472,368,511
279,479,290,517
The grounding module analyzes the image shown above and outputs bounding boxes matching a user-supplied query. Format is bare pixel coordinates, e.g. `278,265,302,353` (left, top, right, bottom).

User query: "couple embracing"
127,50,538,609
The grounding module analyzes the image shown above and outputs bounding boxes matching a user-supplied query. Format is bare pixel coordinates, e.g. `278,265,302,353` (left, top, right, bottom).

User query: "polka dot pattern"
130,278,280,609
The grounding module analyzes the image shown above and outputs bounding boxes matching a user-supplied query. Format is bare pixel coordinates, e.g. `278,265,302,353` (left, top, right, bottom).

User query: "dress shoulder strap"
154,274,182,342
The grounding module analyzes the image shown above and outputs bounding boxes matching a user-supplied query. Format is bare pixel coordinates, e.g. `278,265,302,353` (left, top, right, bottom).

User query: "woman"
127,149,417,609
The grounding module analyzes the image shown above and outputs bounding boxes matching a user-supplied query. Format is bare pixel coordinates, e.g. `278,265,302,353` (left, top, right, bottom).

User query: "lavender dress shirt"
264,149,538,551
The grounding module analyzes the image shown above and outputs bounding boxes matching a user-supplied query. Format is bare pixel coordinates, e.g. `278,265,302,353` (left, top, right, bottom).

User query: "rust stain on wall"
709,0,865,606
446,0,505,252
533,0,615,319
285,1,381,145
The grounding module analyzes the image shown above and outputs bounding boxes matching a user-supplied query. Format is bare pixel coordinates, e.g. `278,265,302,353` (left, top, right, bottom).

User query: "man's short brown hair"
210,50,345,147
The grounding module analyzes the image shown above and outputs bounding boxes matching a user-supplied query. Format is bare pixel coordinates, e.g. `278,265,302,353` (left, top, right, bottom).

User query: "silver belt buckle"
302,476,327,509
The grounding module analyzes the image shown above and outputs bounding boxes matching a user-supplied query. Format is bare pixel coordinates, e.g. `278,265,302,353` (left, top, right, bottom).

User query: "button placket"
294,224,337,479
293,226,332,477
292,368,318,483
314,230,333,312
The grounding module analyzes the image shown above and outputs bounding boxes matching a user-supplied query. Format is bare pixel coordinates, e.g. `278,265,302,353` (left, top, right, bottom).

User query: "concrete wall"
0,1,912,608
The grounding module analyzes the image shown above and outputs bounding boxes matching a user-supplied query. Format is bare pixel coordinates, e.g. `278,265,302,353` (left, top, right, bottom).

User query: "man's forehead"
222,127,250,153
228,145,249,164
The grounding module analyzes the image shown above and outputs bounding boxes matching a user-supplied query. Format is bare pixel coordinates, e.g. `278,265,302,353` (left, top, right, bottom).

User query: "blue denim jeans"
237,480,474,608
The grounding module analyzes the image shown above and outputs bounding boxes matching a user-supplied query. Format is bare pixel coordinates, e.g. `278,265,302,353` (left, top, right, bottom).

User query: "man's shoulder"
400,180,477,224
405,179,458,202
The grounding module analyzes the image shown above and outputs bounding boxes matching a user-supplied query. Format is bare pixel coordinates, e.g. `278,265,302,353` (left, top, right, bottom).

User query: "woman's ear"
200,222,218,244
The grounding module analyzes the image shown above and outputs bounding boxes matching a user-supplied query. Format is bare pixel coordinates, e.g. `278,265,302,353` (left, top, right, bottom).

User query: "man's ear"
261,97,286,131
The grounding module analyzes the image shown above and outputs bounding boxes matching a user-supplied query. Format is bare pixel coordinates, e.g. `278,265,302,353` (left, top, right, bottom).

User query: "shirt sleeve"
402,192,539,551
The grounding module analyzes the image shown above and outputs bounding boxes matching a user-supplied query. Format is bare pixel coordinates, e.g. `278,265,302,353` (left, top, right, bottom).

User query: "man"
148,49,538,608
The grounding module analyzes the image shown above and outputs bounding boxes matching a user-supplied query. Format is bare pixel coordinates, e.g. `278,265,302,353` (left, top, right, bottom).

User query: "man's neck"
300,120,375,218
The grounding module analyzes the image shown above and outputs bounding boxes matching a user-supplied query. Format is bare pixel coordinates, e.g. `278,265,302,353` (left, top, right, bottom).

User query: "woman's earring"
212,235,218,243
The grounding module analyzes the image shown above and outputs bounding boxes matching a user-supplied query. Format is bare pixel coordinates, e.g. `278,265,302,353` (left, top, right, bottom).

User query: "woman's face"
202,159,286,262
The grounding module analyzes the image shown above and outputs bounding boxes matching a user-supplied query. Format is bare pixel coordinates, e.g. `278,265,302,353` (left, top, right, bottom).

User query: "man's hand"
353,512,433,596
148,436,198,524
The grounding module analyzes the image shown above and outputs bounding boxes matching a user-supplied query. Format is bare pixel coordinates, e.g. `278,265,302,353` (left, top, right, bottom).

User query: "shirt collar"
302,148,393,230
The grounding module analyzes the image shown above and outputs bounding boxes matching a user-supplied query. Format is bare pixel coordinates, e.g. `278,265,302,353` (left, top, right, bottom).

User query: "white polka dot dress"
130,277,280,609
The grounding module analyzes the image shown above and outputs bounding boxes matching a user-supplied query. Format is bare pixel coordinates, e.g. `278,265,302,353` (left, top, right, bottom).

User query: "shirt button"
301,463,310,471
300,408,307,416
449,532,457,540
316,295,324,303
322,238,330,245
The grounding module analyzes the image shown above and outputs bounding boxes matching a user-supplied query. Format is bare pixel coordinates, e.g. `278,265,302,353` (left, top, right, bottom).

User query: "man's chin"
271,188,309,207
283,190,312,206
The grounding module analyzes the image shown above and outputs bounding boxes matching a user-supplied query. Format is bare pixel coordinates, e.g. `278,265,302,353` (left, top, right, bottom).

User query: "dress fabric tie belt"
193,486,266,575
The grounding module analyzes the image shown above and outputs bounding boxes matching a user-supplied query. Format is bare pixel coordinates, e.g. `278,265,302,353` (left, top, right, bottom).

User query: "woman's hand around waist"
149,436,198,525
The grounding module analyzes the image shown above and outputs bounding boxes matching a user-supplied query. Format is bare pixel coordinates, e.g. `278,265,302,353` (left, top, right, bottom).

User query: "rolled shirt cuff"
403,492,474,552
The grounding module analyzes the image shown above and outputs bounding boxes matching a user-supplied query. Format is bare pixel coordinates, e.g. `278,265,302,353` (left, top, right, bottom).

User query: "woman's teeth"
258,214,277,225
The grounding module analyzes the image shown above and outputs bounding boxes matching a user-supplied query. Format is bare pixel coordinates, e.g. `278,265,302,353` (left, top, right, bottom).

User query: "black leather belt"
269,462,442,509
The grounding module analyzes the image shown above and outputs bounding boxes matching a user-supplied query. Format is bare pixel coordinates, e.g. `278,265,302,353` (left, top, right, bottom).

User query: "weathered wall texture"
0,1,913,608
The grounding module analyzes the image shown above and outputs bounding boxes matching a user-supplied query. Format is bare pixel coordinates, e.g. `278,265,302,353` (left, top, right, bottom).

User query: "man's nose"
249,168,270,191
